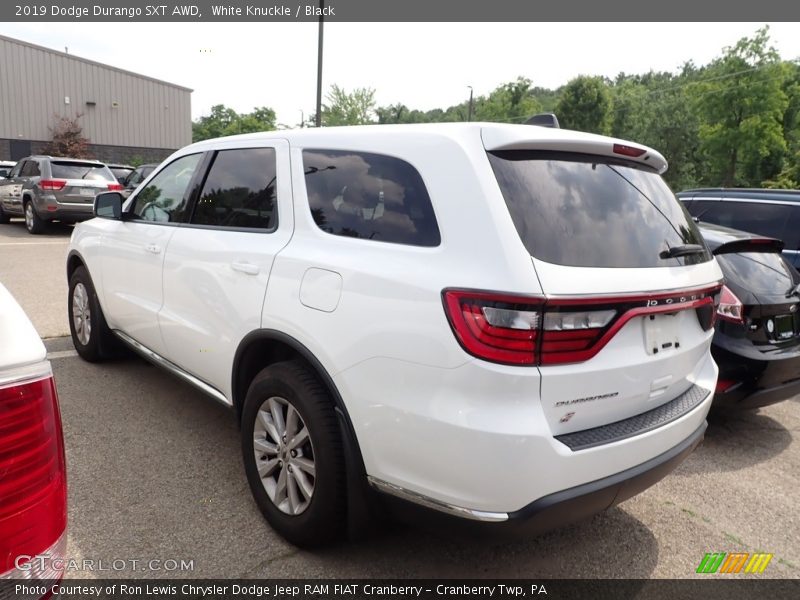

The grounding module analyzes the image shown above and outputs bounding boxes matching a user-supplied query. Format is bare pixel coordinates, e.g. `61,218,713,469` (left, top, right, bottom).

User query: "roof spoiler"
712,237,785,256
525,113,560,129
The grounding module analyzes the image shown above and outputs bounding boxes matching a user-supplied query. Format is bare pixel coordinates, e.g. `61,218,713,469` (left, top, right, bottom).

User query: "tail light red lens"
0,373,67,575
612,143,647,157
717,285,744,324
107,183,124,191
443,286,720,366
38,180,66,191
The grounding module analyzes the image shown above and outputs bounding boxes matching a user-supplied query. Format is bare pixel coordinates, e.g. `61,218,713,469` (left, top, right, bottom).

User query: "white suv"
66,123,723,546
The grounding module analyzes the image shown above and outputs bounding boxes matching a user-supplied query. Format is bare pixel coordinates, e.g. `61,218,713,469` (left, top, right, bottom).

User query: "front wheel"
68,266,116,362
241,360,346,547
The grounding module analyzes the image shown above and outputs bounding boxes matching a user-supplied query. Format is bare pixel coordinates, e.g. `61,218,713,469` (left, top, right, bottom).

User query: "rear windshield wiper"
659,244,706,259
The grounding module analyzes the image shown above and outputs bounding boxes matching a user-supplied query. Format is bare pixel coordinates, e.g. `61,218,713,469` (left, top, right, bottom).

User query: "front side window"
303,149,440,247
191,148,277,230
131,154,202,223
488,151,711,268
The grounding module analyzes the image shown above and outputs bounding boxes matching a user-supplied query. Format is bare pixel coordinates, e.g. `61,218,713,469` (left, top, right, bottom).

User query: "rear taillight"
0,373,67,575
107,183,124,191
717,285,744,324
612,143,647,158
443,286,719,366
38,180,66,191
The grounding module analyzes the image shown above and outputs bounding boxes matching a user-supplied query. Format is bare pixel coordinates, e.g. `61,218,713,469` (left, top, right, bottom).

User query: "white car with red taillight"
66,121,723,547
0,283,67,581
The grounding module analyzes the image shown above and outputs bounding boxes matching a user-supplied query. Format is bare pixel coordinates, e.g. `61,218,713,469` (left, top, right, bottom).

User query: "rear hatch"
483,130,722,436
711,236,800,352
47,161,117,204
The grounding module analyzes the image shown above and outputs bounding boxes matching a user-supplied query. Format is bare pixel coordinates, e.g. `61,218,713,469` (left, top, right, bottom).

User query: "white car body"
67,123,723,539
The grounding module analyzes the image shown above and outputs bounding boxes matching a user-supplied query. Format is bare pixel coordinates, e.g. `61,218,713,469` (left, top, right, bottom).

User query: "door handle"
145,243,161,254
231,261,260,275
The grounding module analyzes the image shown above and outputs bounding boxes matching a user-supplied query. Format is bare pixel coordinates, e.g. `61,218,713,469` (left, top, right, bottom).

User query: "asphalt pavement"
1,220,798,579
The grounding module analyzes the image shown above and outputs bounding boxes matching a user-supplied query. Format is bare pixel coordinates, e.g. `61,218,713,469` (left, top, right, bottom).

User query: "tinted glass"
109,167,133,181
7,162,22,178
192,148,277,230
488,151,710,268
50,162,114,181
131,154,202,223
697,201,791,244
20,161,40,177
303,149,440,247
717,252,793,294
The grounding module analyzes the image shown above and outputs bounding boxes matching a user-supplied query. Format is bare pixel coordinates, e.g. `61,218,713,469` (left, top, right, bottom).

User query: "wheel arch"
66,249,87,282
232,329,368,482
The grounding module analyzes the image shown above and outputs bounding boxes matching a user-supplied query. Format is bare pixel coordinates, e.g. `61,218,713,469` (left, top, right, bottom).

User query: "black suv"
677,188,800,268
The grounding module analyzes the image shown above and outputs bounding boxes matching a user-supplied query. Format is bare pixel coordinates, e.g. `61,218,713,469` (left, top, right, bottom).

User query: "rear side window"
488,151,710,268
20,161,40,177
303,149,440,247
696,201,792,245
191,148,277,230
50,162,114,182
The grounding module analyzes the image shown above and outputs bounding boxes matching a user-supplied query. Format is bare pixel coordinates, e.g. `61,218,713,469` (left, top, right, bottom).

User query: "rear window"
109,167,133,181
50,161,115,182
488,151,711,268
717,252,793,294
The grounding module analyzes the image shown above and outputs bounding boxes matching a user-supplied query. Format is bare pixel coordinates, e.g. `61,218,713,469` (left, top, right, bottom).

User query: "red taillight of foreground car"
716,285,744,324
107,183,124,191
0,374,67,575
38,180,66,191
443,286,720,366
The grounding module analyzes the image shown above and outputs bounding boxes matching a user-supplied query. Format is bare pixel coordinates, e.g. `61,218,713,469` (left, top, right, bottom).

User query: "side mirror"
94,192,124,220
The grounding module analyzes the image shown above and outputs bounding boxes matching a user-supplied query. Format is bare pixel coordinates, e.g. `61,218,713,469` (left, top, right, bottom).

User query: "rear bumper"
33,195,94,222
713,343,800,409
374,422,706,537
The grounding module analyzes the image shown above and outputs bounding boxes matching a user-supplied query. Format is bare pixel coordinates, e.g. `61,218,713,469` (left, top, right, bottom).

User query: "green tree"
474,77,542,123
322,85,376,126
555,76,611,134
694,27,789,186
192,104,276,141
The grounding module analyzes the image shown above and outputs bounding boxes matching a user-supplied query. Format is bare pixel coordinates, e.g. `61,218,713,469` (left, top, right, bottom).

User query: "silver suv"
0,155,121,233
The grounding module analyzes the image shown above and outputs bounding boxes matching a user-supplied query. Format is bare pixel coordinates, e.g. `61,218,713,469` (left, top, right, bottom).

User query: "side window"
783,207,800,251
20,161,40,177
191,148,277,230
8,162,23,178
703,201,790,240
302,149,440,247
131,154,202,223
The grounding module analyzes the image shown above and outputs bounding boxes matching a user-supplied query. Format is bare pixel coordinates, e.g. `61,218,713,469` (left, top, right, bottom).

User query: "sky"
1,22,798,126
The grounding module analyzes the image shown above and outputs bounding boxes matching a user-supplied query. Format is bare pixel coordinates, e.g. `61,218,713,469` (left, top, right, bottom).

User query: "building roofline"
0,34,193,92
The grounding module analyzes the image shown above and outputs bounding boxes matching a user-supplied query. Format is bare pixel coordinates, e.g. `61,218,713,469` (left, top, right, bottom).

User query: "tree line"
192,27,800,191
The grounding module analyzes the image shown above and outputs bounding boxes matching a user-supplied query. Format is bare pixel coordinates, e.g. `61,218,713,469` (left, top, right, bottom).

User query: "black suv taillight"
443,286,720,366
0,373,67,575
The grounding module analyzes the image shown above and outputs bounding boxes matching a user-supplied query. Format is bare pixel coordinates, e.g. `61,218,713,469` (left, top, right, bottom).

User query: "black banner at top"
1,0,800,22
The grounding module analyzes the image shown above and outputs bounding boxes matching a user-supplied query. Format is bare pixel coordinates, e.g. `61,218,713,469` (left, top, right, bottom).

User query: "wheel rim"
253,396,316,516
24,204,33,230
72,283,92,346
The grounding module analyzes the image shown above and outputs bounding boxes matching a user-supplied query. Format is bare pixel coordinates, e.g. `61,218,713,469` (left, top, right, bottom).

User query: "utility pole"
467,86,474,122
315,0,324,127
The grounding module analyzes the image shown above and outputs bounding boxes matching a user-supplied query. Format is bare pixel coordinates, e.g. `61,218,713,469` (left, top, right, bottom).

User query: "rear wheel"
0,203,9,224
24,200,46,234
68,266,116,362
241,360,346,547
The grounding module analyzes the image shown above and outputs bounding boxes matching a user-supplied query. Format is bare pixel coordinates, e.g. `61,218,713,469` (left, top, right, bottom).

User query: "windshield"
488,151,711,268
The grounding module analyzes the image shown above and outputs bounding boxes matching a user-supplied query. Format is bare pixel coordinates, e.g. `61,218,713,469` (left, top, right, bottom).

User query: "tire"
68,266,116,362
241,360,346,547
0,203,9,224
24,199,46,234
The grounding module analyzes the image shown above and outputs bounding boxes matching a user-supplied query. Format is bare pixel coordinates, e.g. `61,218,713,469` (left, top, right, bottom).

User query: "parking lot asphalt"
2,221,799,579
